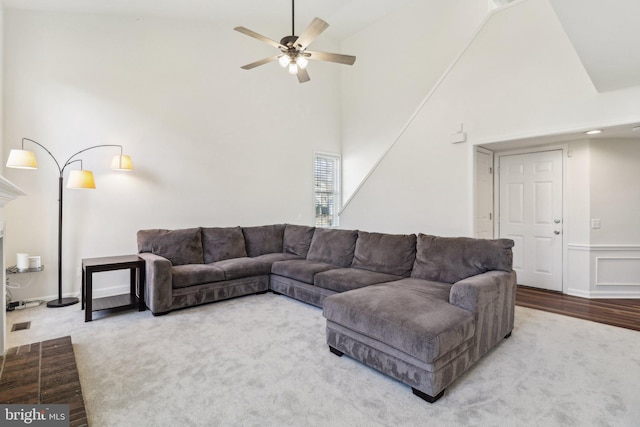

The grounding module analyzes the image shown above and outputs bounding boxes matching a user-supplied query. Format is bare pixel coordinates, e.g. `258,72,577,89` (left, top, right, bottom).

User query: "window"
314,153,340,227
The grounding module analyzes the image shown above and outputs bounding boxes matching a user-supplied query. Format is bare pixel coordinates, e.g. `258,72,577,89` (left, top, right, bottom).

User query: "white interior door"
499,150,563,291
475,148,494,238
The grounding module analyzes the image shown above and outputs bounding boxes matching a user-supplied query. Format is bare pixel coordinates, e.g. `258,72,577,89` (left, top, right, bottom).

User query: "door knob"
554,230,561,235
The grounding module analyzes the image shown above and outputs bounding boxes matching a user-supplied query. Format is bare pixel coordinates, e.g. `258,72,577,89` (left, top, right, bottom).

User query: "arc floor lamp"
6,138,133,308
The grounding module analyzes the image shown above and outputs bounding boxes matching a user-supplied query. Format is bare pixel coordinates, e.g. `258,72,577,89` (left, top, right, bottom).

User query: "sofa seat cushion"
323,281,475,363
352,231,416,277
252,253,303,263
209,258,272,280
271,259,340,284
172,264,225,289
390,277,453,301
314,268,402,293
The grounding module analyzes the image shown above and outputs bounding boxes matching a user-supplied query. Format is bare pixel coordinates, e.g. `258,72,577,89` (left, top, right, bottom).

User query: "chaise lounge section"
137,224,515,402
322,234,516,402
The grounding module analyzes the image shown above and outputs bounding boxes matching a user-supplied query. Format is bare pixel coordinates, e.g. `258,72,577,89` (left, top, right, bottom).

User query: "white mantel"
0,174,26,355
0,174,26,207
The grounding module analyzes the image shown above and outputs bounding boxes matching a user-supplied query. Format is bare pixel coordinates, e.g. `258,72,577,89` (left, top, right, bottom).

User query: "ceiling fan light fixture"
297,55,308,69
235,0,355,83
278,55,292,67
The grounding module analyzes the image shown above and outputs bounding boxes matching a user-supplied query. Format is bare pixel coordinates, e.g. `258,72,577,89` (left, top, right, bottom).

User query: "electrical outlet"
591,219,601,229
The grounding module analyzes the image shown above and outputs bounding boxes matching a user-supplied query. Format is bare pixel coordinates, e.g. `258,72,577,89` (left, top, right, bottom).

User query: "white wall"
590,139,640,244
565,139,592,297
340,0,488,201
566,138,640,297
566,140,591,246
339,0,640,238
2,10,342,301
584,138,640,297
339,0,640,297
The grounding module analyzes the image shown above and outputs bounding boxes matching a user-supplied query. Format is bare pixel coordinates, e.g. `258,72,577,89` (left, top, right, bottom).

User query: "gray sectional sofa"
137,224,516,403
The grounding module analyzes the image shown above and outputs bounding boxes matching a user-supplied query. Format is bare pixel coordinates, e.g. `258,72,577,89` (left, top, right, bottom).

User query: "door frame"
493,144,569,293
474,146,495,238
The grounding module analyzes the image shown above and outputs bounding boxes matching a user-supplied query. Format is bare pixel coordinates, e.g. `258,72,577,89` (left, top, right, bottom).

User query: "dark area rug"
0,336,88,426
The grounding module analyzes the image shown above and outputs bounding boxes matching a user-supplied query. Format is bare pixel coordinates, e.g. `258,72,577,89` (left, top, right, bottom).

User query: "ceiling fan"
234,0,356,83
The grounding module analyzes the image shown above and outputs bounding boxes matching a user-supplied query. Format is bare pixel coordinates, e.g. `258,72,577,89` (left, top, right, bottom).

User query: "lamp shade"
111,154,133,171
6,149,38,169
67,170,96,189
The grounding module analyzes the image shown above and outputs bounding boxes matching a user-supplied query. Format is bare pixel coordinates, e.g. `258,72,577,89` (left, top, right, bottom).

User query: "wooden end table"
82,255,146,322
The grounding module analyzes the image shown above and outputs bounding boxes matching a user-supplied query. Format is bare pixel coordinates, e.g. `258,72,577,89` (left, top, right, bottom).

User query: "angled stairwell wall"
340,0,488,204
338,0,640,236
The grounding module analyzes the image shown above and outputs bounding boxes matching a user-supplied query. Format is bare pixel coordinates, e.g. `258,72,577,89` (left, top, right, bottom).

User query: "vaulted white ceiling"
5,0,640,94
1,0,416,39
549,0,640,92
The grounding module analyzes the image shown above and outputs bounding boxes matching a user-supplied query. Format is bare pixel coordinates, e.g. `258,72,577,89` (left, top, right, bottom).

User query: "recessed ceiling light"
585,129,602,135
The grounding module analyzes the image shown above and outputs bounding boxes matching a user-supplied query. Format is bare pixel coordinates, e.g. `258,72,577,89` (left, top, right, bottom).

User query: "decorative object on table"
234,0,356,83
6,138,134,308
28,256,42,269
16,253,29,271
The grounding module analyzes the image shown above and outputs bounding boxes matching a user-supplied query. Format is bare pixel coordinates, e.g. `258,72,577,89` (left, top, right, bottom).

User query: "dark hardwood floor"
516,285,640,332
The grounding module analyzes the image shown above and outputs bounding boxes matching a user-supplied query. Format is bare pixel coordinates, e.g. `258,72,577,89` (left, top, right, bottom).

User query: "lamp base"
47,297,79,308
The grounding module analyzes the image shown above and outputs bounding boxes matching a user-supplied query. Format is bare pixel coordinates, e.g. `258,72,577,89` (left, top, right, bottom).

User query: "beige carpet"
6,293,640,426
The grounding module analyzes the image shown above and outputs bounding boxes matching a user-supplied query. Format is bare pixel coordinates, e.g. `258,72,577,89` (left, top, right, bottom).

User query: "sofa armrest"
450,270,517,357
450,270,515,313
139,252,173,314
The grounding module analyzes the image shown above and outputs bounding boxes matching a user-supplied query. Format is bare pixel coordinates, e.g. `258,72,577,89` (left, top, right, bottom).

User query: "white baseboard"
567,288,640,299
18,284,131,305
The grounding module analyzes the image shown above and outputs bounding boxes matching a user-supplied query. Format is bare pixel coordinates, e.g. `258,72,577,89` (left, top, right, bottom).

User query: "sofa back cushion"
137,228,203,266
306,228,358,268
202,227,248,263
283,224,315,258
352,231,417,277
242,224,285,257
411,233,514,284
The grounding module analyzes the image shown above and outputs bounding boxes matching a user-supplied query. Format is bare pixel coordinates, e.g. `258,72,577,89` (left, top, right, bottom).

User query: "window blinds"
314,154,340,227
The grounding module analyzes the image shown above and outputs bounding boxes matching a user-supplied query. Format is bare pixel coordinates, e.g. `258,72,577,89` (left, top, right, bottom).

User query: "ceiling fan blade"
234,26,286,50
306,50,356,66
294,18,329,50
297,68,311,84
240,55,281,70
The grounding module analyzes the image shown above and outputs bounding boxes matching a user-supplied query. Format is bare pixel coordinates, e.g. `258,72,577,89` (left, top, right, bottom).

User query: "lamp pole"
10,139,131,308
54,174,71,306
